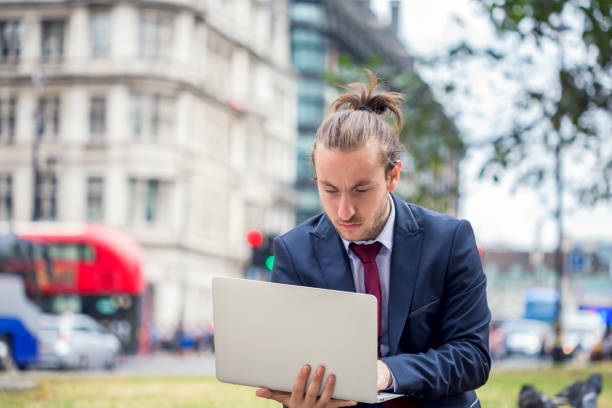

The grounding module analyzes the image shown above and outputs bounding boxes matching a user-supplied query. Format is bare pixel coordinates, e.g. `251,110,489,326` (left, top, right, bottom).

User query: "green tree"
441,0,611,361
324,55,465,214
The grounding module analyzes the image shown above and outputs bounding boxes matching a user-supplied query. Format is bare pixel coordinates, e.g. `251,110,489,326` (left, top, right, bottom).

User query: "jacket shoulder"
277,213,325,244
404,202,466,236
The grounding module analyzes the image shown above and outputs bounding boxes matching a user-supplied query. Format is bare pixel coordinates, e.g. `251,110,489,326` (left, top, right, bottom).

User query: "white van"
562,311,607,356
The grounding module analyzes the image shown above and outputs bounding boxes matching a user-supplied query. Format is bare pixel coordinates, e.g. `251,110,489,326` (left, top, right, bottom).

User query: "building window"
0,174,12,221
291,29,326,74
41,20,65,61
128,178,164,225
139,12,172,59
298,98,324,128
90,12,110,57
89,96,106,142
290,2,325,24
35,173,57,221
131,94,143,136
131,93,173,141
145,179,158,222
37,96,60,141
206,31,232,96
128,178,138,221
292,48,326,74
0,96,16,144
0,20,21,63
86,176,104,221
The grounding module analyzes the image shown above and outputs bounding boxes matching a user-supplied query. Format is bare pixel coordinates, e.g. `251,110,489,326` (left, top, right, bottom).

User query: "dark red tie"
351,242,420,408
350,241,383,353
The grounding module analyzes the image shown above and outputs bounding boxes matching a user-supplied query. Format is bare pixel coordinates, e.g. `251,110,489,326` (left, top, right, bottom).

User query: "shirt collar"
341,194,395,253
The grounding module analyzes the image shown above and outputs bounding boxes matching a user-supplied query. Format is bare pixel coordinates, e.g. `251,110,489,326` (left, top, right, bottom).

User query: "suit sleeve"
271,235,304,286
380,220,491,400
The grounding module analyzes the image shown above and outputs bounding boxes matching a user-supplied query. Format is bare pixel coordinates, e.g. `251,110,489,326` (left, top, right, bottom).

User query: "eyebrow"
319,180,373,189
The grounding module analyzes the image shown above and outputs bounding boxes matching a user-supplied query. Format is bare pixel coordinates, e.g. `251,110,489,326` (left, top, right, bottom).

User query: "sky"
371,0,612,252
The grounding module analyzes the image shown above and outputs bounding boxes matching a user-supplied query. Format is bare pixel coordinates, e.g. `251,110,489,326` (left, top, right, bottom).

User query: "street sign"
567,248,587,273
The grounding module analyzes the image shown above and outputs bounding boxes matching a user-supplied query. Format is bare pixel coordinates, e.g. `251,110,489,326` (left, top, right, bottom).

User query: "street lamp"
31,67,45,221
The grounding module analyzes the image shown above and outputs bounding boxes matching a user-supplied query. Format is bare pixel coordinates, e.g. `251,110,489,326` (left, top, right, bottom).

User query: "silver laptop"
212,276,403,404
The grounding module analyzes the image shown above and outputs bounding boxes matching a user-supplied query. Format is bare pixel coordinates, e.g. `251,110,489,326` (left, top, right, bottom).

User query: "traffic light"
245,230,276,280
251,234,275,271
246,229,263,248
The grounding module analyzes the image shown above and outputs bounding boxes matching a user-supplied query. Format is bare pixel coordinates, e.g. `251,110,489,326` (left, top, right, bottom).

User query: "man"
256,77,491,407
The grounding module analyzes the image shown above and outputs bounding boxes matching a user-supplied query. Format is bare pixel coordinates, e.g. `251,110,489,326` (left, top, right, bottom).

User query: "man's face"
314,141,401,242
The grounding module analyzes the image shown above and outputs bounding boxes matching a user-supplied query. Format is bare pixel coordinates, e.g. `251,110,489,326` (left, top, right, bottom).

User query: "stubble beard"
334,194,390,242
361,195,391,241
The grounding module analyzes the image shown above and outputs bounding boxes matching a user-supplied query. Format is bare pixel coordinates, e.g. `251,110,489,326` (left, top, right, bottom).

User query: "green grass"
1,362,611,407
0,376,277,408
478,361,612,407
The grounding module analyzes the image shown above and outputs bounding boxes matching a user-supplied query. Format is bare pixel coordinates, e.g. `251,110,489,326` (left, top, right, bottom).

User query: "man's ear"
387,161,402,192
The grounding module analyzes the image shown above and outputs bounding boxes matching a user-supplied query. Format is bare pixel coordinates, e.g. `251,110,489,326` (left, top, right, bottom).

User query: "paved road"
4,352,591,384
16,352,216,379
116,352,216,376
491,356,553,372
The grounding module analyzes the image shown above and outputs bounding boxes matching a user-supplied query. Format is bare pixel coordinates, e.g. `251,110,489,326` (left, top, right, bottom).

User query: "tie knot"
349,241,383,264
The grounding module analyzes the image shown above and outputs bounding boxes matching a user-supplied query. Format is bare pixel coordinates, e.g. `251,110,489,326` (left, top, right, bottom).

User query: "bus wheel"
0,335,17,372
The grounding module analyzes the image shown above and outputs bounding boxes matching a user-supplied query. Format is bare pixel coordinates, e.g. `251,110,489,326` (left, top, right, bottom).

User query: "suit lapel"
310,215,355,292
388,195,424,355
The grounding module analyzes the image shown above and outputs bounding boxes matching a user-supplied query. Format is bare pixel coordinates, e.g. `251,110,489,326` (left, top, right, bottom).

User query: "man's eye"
325,190,338,194
356,189,369,193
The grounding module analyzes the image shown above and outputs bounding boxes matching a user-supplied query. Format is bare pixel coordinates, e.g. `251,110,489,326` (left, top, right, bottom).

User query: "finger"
291,364,311,402
268,391,292,405
255,388,291,405
305,365,325,403
329,400,358,408
255,388,271,398
316,373,336,406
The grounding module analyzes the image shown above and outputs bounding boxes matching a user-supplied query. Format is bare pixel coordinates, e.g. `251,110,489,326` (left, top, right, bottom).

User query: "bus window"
81,245,95,262
44,295,82,314
45,243,96,263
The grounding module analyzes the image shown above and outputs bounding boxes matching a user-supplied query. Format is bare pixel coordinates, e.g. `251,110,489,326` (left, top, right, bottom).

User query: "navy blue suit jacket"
271,194,491,407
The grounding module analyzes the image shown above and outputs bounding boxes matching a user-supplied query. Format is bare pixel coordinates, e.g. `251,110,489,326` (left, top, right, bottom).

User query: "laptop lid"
212,276,382,403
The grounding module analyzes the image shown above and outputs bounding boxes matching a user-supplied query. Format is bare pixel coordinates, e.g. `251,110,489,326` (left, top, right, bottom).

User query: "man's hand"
255,364,357,408
377,360,392,391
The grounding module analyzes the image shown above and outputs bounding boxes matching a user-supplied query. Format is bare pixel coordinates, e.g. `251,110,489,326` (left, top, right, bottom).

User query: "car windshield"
502,320,547,333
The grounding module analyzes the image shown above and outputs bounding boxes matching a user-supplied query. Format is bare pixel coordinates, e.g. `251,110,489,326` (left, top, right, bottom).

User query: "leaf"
448,42,474,58
485,48,505,60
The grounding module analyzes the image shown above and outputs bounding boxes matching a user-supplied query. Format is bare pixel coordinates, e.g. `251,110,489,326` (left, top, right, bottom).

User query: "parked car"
501,318,554,357
561,311,606,358
37,313,120,370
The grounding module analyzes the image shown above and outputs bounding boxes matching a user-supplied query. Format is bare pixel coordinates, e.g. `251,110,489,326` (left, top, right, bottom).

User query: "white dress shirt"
341,194,395,358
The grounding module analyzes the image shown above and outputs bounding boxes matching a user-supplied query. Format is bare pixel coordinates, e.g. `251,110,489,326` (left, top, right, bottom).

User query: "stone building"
0,0,297,336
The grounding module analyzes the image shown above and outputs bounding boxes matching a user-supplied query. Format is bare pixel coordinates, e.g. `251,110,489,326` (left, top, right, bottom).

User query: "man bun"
331,69,404,130
312,70,405,176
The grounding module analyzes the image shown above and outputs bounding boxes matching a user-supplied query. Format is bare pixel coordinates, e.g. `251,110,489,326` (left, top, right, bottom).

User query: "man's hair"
311,70,404,177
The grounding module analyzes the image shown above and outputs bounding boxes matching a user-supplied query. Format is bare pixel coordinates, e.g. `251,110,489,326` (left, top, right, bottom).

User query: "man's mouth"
338,223,361,230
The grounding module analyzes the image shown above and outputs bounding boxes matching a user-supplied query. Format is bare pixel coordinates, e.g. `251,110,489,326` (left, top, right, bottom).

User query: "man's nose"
338,194,355,221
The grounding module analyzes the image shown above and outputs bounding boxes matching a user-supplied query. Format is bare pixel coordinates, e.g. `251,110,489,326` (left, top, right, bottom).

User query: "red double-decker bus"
16,223,145,354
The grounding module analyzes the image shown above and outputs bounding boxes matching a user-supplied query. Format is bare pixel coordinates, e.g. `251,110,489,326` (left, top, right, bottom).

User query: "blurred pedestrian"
489,320,506,359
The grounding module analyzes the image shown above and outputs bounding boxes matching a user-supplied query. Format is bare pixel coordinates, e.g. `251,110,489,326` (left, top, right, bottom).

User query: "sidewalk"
116,351,216,376
0,371,37,392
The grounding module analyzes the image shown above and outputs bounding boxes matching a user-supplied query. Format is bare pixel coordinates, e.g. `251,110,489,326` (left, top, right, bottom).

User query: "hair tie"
356,106,372,112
